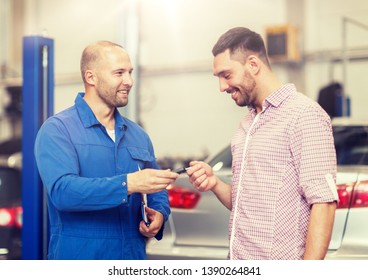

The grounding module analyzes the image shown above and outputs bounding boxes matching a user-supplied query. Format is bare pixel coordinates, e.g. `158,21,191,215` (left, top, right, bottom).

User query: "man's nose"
123,73,134,86
219,79,229,93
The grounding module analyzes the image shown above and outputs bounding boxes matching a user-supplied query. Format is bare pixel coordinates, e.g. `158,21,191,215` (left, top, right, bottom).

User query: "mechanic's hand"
127,168,179,194
139,206,164,238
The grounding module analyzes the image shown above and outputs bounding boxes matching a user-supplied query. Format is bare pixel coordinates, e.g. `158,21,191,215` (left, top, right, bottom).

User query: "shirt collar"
75,92,127,131
248,83,296,114
265,83,295,108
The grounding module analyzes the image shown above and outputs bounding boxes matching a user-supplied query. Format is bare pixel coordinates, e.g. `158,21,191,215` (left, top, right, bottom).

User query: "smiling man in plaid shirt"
187,27,338,260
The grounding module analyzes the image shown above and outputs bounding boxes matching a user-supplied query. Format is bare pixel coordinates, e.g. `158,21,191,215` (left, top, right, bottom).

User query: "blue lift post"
22,36,54,260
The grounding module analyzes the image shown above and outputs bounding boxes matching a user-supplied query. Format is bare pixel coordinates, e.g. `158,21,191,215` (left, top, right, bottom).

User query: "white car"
147,117,368,260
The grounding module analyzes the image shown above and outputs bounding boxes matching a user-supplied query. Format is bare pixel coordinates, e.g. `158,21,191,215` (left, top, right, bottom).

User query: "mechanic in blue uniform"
34,41,179,259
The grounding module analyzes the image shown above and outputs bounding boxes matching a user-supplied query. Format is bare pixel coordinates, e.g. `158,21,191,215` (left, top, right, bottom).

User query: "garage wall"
15,0,288,158
1,0,368,159
304,0,368,118
138,0,287,158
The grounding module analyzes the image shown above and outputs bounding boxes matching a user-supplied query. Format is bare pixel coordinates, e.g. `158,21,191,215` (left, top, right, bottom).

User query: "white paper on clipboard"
138,165,150,226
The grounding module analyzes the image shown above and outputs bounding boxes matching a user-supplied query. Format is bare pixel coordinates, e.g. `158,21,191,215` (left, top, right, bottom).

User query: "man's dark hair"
212,27,271,68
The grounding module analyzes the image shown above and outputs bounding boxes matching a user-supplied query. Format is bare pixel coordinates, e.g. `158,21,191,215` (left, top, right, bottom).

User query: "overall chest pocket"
126,146,155,168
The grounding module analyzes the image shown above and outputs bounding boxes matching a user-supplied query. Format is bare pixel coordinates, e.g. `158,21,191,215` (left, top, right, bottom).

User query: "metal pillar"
118,0,141,124
341,17,368,116
22,36,54,260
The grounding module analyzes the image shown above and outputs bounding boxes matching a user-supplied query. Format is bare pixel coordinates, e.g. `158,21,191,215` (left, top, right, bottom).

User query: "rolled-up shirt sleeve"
291,104,338,205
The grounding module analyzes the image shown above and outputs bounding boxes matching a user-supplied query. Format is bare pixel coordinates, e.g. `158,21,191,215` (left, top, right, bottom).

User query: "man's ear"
85,70,96,85
247,55,260,74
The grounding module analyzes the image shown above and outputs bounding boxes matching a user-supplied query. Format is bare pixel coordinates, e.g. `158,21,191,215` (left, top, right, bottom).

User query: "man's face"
213,49,256,107
94,47,134,108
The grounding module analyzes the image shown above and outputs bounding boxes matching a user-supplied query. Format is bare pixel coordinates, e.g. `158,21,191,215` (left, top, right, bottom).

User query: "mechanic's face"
94,47,134,108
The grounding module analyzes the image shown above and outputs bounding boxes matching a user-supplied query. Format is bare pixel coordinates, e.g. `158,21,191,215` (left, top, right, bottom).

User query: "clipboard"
138,165,150,226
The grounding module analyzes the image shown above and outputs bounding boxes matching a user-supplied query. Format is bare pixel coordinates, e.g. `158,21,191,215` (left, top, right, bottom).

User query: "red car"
0,139,22,260
0,165,22,260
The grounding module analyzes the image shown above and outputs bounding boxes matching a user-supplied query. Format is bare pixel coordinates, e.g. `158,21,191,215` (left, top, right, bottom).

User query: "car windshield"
334,125,368,165
207,146,232,171
0,167,21,206
208,124,368,170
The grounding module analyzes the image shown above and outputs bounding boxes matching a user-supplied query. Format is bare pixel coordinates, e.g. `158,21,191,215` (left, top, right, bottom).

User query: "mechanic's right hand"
127,168,179,194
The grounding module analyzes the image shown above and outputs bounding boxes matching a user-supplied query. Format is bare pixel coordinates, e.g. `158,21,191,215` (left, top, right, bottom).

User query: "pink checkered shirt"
229,84,337,260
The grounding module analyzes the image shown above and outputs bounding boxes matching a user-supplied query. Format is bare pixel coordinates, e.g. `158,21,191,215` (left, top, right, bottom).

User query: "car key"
174,167,188,174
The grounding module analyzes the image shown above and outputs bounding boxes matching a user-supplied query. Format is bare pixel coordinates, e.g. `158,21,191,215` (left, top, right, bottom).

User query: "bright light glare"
212,162,224,172
0,209,12,226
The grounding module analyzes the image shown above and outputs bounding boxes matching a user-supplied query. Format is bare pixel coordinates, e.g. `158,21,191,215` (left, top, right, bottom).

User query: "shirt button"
122,198,126,202
122,182,127,186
